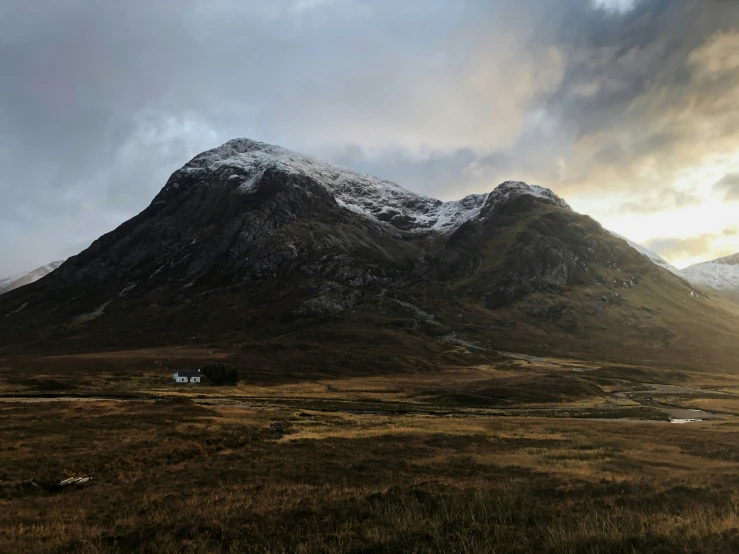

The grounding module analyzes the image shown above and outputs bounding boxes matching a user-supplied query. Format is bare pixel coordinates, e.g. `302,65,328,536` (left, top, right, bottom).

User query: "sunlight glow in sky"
572,153,739,268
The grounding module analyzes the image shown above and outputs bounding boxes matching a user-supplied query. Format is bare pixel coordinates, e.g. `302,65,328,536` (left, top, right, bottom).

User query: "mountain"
682,253,739,302
0,260,65,296
1,138,738,374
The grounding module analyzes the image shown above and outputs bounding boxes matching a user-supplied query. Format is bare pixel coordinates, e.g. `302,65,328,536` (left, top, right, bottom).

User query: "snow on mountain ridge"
176,138,569,233
0,260,65,296
0,272,24,290
703,252,739,266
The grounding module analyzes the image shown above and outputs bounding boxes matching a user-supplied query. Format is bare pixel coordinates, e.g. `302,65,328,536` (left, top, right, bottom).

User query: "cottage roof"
176,370,201,378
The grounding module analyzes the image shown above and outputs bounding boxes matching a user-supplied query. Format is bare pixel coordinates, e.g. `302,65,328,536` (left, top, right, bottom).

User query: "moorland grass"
2,391,739,553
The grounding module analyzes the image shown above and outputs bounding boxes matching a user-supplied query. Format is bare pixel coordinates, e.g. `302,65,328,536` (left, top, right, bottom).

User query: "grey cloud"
0,0,571,273
714,174,739,202
536,1,739,195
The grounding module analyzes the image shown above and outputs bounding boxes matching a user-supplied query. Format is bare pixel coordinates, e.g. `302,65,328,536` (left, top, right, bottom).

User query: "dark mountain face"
2,139,738,373
58,167,379,289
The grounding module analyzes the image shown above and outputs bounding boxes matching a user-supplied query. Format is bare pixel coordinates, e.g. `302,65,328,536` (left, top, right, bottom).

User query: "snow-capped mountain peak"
170,139,568,232
682,253,739,291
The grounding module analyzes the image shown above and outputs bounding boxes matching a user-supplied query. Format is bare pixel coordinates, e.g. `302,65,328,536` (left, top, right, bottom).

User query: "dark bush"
201,363,239,386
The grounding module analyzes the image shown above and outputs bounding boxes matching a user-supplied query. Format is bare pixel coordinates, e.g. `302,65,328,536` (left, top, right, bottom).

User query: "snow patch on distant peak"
704,252,739,266
0,272,24,290
609,233,739,295
0,260,65,296
682,254,739,291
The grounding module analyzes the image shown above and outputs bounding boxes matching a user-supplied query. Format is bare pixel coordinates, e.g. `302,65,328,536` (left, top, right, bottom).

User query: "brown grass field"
2,348,739,553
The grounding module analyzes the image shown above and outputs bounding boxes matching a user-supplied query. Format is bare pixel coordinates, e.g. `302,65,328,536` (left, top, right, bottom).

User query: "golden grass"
2,354,739,552
677,398,739,416
3,398,739,553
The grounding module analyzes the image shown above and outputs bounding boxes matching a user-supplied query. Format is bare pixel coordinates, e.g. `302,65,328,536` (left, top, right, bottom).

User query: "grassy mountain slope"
380,200,739,373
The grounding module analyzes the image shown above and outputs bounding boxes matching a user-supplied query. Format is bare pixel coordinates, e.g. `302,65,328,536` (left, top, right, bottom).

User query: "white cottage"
173,369,202,383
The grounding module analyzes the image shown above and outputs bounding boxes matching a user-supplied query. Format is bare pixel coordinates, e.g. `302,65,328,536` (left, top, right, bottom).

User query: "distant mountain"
682,253,739,301
0,261,65,296
608,237,739,301
1,139,738,373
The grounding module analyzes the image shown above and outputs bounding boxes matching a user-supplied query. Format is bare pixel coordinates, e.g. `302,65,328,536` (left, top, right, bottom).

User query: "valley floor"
2,349,739,553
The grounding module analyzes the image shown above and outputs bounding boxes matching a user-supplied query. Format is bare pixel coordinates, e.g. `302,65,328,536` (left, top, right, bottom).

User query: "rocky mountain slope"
1,139,738,374
0,261,65,296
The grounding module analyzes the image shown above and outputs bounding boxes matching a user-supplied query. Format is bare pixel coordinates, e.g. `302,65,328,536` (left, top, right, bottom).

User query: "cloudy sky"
1,0,738,275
